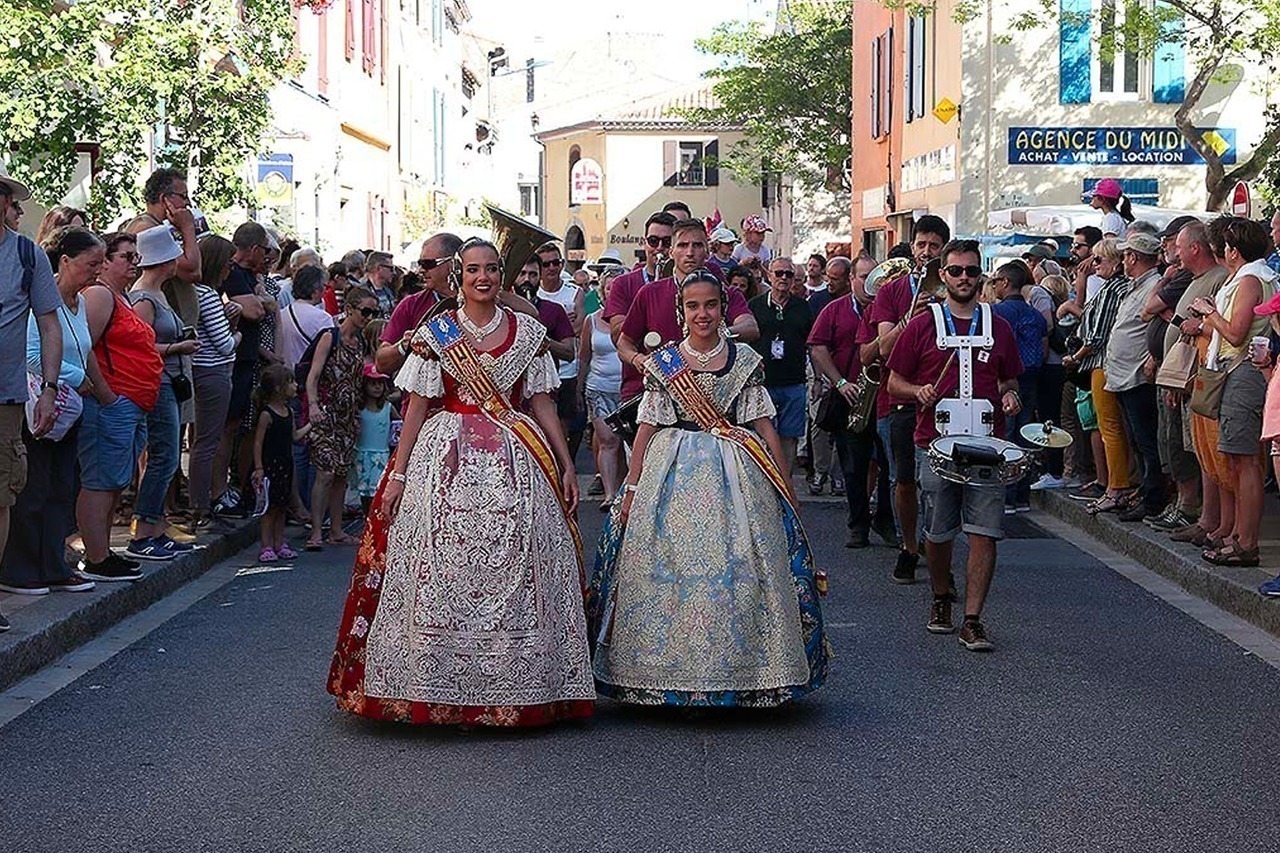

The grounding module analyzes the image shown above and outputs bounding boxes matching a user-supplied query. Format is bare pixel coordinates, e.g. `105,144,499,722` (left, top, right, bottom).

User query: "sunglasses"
1071,242,1089,250
356,306,377,319
416,257,450,272
113,251,142,263
646,235,673,249
944,264,984,279
543,257,565,268
772,270,795,279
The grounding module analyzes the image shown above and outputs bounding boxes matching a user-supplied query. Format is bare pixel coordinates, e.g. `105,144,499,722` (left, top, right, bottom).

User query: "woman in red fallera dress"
327,239,594,726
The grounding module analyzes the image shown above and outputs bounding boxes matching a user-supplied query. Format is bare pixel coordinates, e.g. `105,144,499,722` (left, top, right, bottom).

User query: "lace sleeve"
637,372,677,426
395,352,443,398
735,369,776,423
522,352,561,398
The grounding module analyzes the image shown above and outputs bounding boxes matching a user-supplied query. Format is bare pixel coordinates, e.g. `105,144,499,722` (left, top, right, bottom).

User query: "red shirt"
603,266,652,322
618,276,752,399
868,273,919,417
92,290,163,411
885,307,1023,447
381,290,440,345
807,294,867,380
322,284,342,317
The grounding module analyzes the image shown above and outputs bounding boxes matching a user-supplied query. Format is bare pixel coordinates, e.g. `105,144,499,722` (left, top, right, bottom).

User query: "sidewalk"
1034,490,1280,637
0,517,260,692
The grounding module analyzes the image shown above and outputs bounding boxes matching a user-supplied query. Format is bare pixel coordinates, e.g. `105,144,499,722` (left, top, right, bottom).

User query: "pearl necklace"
459,306,503,340
682,335,726,367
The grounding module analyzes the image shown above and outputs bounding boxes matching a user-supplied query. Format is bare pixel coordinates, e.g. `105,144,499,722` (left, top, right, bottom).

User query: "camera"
180,325,197,342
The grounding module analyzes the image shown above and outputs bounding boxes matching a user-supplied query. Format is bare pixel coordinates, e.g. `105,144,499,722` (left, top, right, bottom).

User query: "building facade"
536,89,773,269
850,0,1276,249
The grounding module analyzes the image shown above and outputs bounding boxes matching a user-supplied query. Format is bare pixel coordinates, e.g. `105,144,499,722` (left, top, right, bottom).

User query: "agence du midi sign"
1008,127,1236,166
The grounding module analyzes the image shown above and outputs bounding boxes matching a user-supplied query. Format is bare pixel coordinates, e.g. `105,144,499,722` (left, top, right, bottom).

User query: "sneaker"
1116,503,1149,523
0,610,9,633
587,474,605,496
48,573,95,593
80,554,143,582
958,619,995,651
927,597,954,634
155,534,195,553
1260,575,1280,598
830,481,846,497
0,581,50,596
1030,474,1067,491
892,550,919,585
212,493,249,519
278,544,299,560
1004,504,1018,515
808,474,826,496
845,529,869,549
1148,508,1197,532
258,547,278,563
872,515,899,547
1069,482,1105,501
124,537,178,562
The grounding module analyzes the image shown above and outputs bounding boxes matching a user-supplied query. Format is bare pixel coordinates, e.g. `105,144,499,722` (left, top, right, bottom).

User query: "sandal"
1204,541,1260,567
278,544,299,560
304,540,323,552
1086,494,1124,515
258,547,278,563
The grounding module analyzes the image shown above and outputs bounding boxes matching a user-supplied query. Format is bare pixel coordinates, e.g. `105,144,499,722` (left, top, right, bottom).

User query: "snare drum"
926,435,1031,486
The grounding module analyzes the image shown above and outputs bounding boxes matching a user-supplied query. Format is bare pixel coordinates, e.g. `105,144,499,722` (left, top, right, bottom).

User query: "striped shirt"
1078,275,1130,372
192,285,238,369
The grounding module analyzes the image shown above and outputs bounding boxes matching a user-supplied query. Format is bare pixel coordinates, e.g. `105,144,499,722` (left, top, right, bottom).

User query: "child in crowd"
252,364,313,562
354,364,400,514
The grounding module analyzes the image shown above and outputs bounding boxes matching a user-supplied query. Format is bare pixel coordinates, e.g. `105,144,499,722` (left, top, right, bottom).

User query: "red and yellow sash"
647,343,801,518
424,311,584,569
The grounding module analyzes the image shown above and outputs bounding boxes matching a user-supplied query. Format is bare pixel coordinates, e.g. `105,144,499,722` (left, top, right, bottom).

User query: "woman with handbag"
1186,218,1277,568
0,227,113,595
125,225,200,562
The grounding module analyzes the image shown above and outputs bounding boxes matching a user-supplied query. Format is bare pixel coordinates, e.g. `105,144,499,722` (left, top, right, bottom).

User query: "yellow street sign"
933,98,957,124
1201,129,1231,157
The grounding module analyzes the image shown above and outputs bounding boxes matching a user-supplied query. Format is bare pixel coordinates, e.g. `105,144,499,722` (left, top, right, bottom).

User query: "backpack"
294,326,340,387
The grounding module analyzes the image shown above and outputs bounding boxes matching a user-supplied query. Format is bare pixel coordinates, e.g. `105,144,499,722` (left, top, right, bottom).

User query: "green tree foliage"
932,0,1280,211
0,0,299,223
683,1,852,191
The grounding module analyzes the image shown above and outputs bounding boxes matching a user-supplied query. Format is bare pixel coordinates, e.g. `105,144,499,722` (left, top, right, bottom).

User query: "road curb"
1034,491,1280,638
0,520,260,693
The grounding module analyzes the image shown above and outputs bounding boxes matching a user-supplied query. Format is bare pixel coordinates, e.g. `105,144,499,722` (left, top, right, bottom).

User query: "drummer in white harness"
886,239,1024,652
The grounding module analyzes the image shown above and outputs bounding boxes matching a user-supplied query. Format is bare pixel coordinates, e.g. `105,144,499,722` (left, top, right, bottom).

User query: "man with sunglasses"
365,251,398,319
535,242,587,456
748,257,813,465
122,167,201,286
617,219,760,402
886,240,1023,652
513,257,576,363
870,214,951,584
375,232,463,375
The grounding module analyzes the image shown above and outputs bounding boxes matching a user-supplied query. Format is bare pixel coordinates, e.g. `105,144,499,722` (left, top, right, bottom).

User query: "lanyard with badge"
769,295,787,359
941,303,990,363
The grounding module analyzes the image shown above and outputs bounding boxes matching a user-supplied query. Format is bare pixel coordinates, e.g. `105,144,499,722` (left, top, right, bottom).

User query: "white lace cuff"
638,388,678,426
735,383,776,423
395,352,444,398
522,352,561,398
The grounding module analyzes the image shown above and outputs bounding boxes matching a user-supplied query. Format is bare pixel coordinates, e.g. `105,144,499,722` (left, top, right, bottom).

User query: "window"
863,229,887,261
905,15,926,123
1093,0,1150,100
519,183,540,219
870,29,893,138
664,140,719,188
567,145,581,200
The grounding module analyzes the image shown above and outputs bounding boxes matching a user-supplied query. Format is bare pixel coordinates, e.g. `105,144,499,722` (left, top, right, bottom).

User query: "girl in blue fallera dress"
588,270,829,707
353,364,399,514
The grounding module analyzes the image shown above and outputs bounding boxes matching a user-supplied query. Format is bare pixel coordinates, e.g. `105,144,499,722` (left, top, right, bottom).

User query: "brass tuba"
486,203,559,290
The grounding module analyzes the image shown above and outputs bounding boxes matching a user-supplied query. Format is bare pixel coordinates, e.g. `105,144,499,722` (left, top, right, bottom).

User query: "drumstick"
934,350,956,387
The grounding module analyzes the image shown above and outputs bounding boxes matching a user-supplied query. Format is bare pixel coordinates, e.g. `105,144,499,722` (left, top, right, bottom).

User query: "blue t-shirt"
992,296,1047,371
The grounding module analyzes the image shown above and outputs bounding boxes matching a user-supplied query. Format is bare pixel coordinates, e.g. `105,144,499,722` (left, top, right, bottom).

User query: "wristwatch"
835,378,849,389
41,380,57,393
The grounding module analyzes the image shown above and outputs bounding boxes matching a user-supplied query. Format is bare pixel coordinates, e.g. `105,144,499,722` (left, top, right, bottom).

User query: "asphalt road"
2,499,1278,853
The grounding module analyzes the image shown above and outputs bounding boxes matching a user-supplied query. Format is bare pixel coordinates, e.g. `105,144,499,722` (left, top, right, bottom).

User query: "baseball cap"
1115,232,1162,256
362,363,390,380
1088,178,1124,201
710,226,739,244
1021,244,1054,260
1159,215,1200,240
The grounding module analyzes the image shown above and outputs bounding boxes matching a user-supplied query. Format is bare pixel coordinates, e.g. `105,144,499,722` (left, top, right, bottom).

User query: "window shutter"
881,28,893,135
1152,4,1185,103
913,16,926,119
704,140,719,186
905,19,915,124
362,0,374,74
870,36,882,138
317,8,329,93
1058,0,1092,104
663,141,678,187
344,0,355,61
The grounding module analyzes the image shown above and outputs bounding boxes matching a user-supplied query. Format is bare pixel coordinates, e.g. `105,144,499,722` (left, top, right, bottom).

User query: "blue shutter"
1059,0,1092,104
1153,3,1185,103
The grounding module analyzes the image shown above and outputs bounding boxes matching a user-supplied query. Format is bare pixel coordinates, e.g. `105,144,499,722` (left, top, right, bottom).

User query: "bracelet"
622,483,638,493
835,378,848,389
388,472,408,484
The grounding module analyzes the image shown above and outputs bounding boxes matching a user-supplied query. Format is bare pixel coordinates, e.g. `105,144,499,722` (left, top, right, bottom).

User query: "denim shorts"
767,383,807,438
877,406,919,486
916,446,1005,543
78,395,147,491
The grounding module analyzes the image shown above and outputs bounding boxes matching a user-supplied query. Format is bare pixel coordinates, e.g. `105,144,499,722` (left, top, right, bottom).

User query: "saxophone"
847,362,882,433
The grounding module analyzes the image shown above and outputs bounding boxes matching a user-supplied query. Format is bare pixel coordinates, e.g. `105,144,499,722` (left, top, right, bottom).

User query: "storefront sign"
1008,127,1236,166
570,158,603,205
255,152,294,207
901,146,956,193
